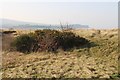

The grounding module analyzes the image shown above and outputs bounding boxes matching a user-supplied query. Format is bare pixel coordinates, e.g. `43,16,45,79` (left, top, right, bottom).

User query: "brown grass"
1,29,119,78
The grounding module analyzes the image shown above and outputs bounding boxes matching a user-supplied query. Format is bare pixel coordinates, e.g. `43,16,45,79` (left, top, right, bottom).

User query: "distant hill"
0,19,89,30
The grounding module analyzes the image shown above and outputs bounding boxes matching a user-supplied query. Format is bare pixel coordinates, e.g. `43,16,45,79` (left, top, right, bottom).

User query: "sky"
0,0,119,29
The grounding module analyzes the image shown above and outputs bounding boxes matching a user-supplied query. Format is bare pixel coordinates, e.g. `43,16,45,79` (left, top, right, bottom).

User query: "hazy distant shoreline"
0,19,90,30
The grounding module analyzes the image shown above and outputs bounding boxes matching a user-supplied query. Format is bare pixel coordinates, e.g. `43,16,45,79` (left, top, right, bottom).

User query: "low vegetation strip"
11,29,89,53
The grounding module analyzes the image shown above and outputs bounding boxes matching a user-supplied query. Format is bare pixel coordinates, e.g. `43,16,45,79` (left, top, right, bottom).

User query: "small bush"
13,29,89,53
35,29,60,52
34,29,89,51
12,34,36,53
57,32,89,50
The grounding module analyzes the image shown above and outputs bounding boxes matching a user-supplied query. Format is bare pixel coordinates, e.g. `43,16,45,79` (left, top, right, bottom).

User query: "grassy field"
1,29,119,78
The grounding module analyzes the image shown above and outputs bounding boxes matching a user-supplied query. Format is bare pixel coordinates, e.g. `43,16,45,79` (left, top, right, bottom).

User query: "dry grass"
1,29,119,78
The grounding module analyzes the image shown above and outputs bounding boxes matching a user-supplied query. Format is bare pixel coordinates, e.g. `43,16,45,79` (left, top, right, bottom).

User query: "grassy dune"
2,29,119,78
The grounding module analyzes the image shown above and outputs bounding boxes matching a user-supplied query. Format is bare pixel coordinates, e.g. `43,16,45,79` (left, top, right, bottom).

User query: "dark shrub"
13,29,89,53
57,32,89,50
3,30,16,34
13,34,36,53
35,29,60,52
34,29,89,51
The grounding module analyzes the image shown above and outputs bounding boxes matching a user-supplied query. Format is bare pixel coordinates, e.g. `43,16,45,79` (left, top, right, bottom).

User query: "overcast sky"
0,0,119,29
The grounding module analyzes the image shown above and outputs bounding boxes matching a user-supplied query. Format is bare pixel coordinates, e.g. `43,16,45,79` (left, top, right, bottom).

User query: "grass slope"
2,29,118,78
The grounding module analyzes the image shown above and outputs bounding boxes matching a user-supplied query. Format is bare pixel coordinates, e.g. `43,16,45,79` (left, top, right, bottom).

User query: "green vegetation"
110,73,120,79
12,34,36,53
12,29,89,53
